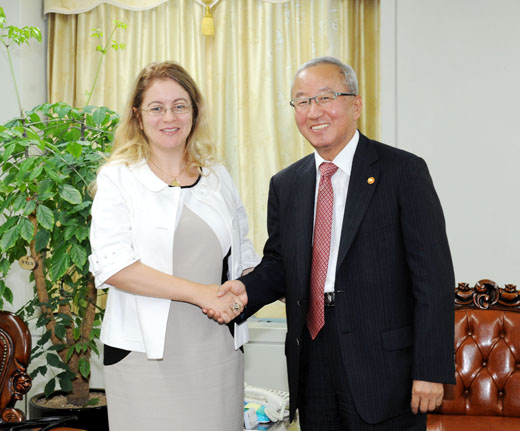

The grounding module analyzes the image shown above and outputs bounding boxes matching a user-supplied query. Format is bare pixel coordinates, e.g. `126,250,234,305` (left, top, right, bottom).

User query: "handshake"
202,280,248,324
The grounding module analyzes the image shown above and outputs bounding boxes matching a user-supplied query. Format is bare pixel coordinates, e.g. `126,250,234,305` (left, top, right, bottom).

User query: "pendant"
171,178,181,187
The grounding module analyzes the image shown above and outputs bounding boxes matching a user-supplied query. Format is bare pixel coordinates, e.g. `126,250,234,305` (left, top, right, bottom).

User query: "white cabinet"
244,318,288,392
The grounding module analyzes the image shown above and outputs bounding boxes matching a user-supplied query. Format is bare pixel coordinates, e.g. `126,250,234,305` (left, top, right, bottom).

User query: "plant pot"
29,389,108,431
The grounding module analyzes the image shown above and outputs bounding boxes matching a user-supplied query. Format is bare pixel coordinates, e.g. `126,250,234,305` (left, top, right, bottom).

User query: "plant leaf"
66,141,83,158
36,205,54,230
34,365,47,378
78,357,90,379
3,286,13,305
34,229,50,252
92,108,105,126
0,259,10,275
19,217,34,242
13,195,27,212
0,225,19,251
69,243,87,267
46,353,64,368
49,247,70,281
64,225,76,241
23,198,37,216
54,323,66,340
65,345,75,362
90,28,103,38
59,375,73,392
56,104,71,119
87,397,100,406
40,330,52,345
16,157,37,182
58,184,82,205
44,378,56,397
37,178,54,197
28,162,44,181
74,226,90,242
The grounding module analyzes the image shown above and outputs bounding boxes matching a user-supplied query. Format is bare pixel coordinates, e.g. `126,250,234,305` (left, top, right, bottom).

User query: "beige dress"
103,205,244,431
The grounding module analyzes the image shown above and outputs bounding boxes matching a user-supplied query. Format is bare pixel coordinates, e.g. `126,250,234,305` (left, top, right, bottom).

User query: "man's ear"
353,95,363,120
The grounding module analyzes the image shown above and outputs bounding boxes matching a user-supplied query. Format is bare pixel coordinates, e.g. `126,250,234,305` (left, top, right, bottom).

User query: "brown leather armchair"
0,311,83,431
427,279,520,431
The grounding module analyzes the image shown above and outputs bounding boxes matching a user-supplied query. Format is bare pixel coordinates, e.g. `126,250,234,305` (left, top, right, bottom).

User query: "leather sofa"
427,279,520,431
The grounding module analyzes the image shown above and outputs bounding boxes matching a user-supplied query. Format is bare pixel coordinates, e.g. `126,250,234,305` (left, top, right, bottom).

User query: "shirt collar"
129,159,168,192
129,159,214,193
314,130,359,176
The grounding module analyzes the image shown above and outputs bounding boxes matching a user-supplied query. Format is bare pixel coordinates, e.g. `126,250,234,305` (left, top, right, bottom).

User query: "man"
218,57,455,430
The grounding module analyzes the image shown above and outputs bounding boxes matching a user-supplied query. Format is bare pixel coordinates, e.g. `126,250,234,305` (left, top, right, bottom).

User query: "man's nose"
307,98,324,117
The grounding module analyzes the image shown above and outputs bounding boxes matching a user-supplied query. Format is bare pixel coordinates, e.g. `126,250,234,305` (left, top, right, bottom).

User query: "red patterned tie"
307,162,338,340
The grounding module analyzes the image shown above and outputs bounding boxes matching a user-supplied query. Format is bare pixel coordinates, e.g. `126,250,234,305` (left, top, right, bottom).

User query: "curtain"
47,0,379,316
44,0,169,14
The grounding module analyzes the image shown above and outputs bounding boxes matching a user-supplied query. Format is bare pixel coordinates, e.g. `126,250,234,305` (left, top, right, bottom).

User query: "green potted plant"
0,7,125,427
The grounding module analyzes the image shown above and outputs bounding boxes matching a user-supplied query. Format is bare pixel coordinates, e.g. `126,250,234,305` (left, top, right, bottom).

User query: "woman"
89,61,259,430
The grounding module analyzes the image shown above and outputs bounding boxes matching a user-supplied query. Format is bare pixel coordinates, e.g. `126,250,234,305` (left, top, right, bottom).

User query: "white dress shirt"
313,130,359,293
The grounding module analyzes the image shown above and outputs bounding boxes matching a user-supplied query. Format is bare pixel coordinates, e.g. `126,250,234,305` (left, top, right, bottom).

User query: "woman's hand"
199,284,244,324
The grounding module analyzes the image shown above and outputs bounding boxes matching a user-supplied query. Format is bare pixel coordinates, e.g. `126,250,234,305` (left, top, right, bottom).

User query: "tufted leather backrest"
438,280,520,417
0,312,84,430
0,311,32,423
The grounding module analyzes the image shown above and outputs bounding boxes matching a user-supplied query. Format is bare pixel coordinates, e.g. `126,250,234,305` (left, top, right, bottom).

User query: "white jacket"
89,160,259,359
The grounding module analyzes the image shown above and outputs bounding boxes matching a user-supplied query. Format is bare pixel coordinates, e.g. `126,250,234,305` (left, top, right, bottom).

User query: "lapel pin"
367,177,375,185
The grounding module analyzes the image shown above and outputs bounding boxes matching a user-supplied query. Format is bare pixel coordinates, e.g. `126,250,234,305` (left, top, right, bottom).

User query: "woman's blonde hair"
106,61,215,169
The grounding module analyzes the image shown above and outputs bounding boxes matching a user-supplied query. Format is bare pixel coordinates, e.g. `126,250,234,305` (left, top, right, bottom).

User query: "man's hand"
410,380,444,414
198,284,244,324
217,280,248,305
203,280,248,321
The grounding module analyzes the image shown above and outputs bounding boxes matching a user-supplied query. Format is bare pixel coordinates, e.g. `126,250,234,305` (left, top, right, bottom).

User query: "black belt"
324,292,335,306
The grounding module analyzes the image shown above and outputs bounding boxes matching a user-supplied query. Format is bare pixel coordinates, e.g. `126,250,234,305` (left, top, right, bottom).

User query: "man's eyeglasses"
289,91,356,112
141,104,192,116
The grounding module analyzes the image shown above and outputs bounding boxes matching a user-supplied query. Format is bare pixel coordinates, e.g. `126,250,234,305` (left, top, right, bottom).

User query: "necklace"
149,158,186,187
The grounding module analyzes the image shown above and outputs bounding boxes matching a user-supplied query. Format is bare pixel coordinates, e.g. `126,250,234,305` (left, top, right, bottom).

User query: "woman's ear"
133,107,143,130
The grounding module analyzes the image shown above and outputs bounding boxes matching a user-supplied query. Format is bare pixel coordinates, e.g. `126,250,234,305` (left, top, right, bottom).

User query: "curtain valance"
44,0,290,15
43,0,168,15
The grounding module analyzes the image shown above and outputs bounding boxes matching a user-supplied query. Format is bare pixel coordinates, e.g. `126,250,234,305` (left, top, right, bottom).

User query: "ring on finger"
232,302,241,311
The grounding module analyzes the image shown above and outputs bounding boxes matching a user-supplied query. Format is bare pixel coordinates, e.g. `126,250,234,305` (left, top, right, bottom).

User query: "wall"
0,0,46,123
380,0,520,286
1,0,47,310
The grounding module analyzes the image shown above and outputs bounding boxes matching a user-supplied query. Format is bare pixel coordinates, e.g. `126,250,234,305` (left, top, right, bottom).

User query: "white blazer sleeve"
89,166,139,288
219,166,260,275
234,185,260,272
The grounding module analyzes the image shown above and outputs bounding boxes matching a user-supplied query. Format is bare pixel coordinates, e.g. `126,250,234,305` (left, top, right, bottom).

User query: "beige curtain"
47,0,379,315
44,0,169,14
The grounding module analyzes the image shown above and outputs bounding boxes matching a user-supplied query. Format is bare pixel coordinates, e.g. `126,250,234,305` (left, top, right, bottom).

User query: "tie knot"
319,162,338,178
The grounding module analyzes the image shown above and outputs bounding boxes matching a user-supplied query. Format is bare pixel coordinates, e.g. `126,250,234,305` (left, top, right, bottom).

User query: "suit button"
297,300,301,307
296,338,300,347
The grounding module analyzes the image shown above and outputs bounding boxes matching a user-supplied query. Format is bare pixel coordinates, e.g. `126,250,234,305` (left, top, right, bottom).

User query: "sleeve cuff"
89,243,139,288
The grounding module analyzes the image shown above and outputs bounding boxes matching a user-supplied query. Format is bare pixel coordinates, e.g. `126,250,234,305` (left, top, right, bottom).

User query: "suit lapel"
336,134,379,269
293,155,316,295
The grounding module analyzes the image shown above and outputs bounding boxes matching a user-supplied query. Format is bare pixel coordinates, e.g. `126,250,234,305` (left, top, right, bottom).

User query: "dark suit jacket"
239,132,455,424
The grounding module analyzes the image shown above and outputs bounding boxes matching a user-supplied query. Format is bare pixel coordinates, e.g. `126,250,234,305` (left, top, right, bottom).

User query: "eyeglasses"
141,103,192,116
289,91,356,112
